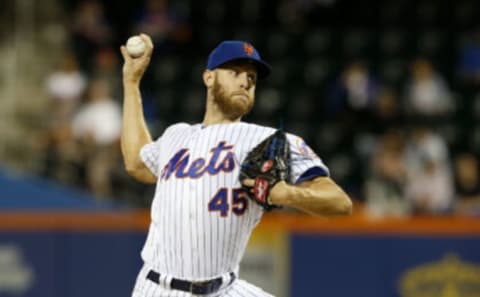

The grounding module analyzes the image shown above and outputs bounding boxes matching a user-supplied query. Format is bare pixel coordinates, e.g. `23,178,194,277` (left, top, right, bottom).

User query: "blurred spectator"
458,28,480,85
326,61,380,153
131,0,191,93
404,124,454,215
364,130,409,218
133,0,191,53
72,79,122,199
42,53,87,184
370,87,404,134
71,0,114,71
403,58,453,117
327,61,380,117
91,47,122,100
453,152,480,216
457,28,480,145
46,52,88,105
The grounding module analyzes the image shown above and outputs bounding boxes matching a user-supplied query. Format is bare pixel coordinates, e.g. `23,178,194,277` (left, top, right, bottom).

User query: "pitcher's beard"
212,81,253,120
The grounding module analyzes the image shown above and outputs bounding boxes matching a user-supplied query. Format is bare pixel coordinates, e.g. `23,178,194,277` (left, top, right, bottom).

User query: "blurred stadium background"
1,0,480,296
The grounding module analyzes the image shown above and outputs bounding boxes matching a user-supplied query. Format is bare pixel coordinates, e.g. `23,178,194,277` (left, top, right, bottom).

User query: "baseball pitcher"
121,34,352,297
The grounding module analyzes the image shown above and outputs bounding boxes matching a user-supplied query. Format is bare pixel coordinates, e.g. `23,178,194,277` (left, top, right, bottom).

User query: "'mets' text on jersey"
139,122,329,281
160,142,235,181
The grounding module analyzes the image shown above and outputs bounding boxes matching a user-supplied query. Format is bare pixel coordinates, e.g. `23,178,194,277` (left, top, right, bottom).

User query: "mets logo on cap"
243,43,254,56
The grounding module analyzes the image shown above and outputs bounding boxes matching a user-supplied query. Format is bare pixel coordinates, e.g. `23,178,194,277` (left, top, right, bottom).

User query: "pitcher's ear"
203,70,214,88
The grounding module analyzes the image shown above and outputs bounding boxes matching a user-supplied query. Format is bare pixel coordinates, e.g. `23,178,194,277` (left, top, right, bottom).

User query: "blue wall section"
0,170,123,210
290,234,480,297
0,232,146,297
65,233,145,297
0,233,58,297
2,229,480,297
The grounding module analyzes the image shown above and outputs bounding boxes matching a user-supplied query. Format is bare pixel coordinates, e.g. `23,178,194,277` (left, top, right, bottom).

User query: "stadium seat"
181,87,205,118
287,121,312,141
232,27,261,48
238,0,262,25
378,58,408,87
204,0,226,24
342,29,372,58
265,31,294,59
436,120,459,147
285,90,316,121
188,60,206,87
303,28,332,56
416,30,446,57
326,152,354,183
198,26,224,52
471,125,480,151
254,87,283,119
266,58,294,87
415,0,440,25
379,0,413,25
473,94,480,119
153,58,181,85
454,0,477,27
379,29,407,57
303,58,331,88
312,123,344,155
155,88,176,112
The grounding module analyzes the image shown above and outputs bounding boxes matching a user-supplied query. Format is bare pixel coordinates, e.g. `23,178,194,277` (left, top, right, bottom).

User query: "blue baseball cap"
206,41,271,79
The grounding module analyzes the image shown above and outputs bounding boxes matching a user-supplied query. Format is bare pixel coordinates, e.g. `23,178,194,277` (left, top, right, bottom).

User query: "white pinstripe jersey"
139,122,329,281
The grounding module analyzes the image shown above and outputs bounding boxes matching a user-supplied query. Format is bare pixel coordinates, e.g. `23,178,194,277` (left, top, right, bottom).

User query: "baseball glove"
239,129,291,211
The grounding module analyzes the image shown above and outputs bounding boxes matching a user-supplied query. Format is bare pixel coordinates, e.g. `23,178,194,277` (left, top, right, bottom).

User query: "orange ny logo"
243,43,254,56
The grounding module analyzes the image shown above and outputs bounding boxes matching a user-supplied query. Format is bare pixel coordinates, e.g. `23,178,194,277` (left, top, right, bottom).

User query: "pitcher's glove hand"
239,130,291,211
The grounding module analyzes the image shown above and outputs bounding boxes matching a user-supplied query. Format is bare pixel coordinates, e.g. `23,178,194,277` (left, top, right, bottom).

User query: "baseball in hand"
126,36,146,58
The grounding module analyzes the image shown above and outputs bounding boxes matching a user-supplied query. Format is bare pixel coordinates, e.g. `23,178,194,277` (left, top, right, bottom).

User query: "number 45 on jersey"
208,187,248,217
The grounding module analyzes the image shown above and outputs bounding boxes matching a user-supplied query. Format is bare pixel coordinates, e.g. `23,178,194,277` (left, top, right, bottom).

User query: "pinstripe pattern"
134,122,328,296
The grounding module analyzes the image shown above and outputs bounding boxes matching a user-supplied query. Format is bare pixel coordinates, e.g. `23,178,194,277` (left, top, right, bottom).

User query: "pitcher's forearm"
121,80,152,171
270,177,353,216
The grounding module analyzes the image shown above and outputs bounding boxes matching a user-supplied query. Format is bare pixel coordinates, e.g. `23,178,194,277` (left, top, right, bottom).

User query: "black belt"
146,270,235,295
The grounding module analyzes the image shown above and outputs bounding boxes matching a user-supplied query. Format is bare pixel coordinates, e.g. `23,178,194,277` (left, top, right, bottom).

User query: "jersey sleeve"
287,134,330,184
139,123,191,177
140,138,162,177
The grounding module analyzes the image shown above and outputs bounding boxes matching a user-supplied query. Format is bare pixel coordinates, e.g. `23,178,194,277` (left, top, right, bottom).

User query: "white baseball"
126,36,146,58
